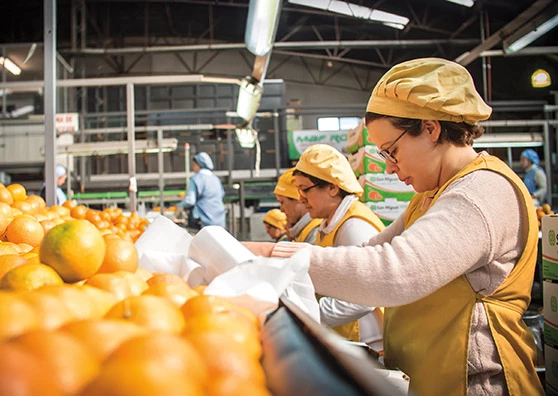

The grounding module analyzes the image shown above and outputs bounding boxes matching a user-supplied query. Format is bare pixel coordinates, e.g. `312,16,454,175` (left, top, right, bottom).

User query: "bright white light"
235,127,258,149
0,57,21,76
288,0,409,28
369,9,409,25
506,14,558,53
532,69,551,88
446,0,474,7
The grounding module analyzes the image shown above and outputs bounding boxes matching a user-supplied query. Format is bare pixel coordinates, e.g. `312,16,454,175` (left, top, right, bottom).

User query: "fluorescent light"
446,0,474,7
506,13,558,53
288,0,409,29
0,57,21,76
245,0,282,56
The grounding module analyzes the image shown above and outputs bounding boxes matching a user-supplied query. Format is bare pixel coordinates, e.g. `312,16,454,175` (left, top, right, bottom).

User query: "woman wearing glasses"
291,143,386,352
246,58,543,395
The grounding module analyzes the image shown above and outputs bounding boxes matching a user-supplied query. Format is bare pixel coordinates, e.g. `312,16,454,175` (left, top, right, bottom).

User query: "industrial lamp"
235,123,258,149
245,0,282,56
531,69,551,88
0,57,21,76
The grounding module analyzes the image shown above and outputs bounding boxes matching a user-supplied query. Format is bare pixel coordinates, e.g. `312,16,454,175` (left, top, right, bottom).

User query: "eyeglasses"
297,184,319,197
376,130,408,164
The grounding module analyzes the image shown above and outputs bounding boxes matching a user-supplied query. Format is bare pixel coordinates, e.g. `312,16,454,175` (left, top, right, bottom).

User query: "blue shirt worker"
39,164,68,205
178,152,226,229
520,149,547,204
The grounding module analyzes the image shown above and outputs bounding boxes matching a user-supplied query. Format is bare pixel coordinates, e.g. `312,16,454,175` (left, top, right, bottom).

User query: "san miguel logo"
550,229,556,246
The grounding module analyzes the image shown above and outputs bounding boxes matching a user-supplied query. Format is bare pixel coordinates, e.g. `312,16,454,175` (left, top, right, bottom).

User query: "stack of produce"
0,182,268,395
346,121,415,225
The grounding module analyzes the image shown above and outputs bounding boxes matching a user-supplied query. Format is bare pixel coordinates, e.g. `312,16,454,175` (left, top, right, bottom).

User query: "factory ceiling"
0,0,557,101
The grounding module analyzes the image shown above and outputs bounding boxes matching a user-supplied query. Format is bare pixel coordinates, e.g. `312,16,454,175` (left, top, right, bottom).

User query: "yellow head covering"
263,209,287,230
295,144,363,197
367,58,492,125
274,168,299,200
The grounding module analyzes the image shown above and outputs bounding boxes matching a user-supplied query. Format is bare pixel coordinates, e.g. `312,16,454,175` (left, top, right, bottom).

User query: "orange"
0,262,63,291
17,243,33,253
48,205,70,218
61,319,147,362
184,330,266,385
70,204,87,219
37,284,100,321
106,333,207,385
183,314,262,360
0,241,21,255
81,361,203,396
40,219,106,282
40,219,57,234
77,284,118,317
97,237,139,274
85,273,133,302
11,200,34,214
135,266,153,281
113,270,149,296
4,216,45,247
0,291,40,340
181,294,260,329
0,201,14,234
7,183,27,202
146,272,189,287
0,254,28,280
17,290,75,330
143,283,198,307
193,284,207,294
0,186,14,205
85,209,102,224
207,376,272,396
0,343,63,396
105,294,186,333
10,329,100,395
62,199,77,210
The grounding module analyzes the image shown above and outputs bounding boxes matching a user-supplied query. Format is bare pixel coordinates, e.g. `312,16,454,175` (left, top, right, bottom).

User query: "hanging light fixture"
531,69,551,88
0,57,21,76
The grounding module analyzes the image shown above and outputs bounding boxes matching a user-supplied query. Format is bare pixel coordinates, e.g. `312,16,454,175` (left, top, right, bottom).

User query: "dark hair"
364,112,484,146
292,169,350,199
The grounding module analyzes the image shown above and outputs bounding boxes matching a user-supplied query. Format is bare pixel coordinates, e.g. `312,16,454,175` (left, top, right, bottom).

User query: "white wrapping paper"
134,215,320,322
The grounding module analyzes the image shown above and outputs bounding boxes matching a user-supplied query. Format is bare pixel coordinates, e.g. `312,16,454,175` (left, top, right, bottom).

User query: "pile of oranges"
0,182,269,395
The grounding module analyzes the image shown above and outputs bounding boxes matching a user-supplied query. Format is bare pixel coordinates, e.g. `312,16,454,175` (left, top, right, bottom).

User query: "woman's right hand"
241,241,276,257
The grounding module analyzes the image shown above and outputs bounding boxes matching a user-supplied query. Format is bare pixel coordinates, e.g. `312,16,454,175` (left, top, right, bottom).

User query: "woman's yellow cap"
367,57,492,125
274,168,299,200
295,144,363,197
263,209,287,230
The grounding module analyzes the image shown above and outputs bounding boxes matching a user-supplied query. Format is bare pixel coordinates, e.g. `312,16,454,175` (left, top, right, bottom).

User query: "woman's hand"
242,241,276,257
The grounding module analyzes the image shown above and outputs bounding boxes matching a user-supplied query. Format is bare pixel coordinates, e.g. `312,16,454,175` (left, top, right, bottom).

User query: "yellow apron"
317,200,386,342
294,218,322,243
383,154,543,395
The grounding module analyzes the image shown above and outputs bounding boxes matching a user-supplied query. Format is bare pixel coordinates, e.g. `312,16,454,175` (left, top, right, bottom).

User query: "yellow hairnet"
367,58,492,125
295,144,363,197
274,168,299,200
263,209,287,230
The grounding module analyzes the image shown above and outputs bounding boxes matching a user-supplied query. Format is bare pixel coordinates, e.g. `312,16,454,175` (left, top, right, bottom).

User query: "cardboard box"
546,344,558,395
366,199,410,226
544,280,558,345
347,122,375,154
542,215,558,280
359,173,415,202
349,146,386,176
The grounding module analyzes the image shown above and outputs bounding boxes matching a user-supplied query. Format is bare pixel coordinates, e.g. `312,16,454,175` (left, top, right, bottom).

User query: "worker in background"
243,58,543,395
178,152,226,230
292,144,386,352
520,148,547,205
274,167,321,243
263,209,289,242
39,164,68,205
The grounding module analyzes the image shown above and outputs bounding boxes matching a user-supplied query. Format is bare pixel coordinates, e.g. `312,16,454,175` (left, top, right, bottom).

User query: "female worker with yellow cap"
284,144,386,351
274,168,322,243
263,209,289,242
244,58,543,395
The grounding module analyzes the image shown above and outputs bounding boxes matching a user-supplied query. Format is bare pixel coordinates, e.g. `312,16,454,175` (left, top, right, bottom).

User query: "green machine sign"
288,130,348,159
